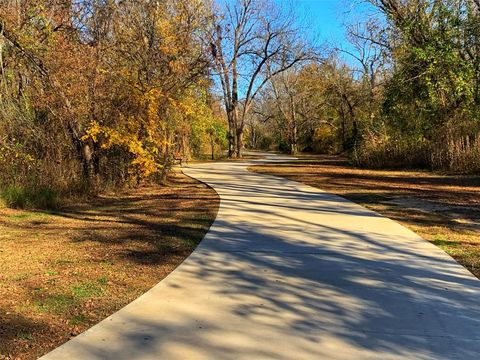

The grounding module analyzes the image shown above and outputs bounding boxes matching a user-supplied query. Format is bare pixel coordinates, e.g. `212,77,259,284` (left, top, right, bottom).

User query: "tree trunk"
80,141,95,189
236,128,244,158
340,113,347,151
226,109,237,158
250,124,257,148
290,110,298,155
290,130,298,155
228,132,236,157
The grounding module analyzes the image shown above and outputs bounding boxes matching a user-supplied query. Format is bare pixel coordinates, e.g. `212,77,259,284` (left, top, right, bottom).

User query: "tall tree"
210,0,313,157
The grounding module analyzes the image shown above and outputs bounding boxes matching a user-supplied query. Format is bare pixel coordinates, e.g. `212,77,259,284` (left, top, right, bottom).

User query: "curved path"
42,155,480,359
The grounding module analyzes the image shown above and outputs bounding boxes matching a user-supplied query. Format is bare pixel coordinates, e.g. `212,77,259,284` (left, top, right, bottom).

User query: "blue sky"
291,0,350,46
284,0,377,60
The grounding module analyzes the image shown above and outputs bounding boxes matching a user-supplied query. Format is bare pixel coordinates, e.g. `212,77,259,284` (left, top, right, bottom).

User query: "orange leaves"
83,117,163,178
1,0,215,188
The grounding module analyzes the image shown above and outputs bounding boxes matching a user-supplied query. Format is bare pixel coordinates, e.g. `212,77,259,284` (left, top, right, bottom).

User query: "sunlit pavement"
41,153,480,359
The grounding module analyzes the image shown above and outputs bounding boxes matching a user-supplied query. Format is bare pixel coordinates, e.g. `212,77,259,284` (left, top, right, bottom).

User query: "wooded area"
0,0,226,207
252,0,480,173
1,0,479,209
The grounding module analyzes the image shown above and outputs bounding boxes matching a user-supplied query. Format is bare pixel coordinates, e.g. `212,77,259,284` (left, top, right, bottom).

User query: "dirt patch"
250,155,480,278
0,172,219,360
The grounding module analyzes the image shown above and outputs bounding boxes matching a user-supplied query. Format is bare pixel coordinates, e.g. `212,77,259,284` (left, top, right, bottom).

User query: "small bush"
2,186,28,208
33,187,59,209
277,139,290,153
1,186,58,210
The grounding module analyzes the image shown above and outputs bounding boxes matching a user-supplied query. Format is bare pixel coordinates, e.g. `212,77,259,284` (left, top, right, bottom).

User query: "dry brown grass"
0,171,219,360
250,154,480,278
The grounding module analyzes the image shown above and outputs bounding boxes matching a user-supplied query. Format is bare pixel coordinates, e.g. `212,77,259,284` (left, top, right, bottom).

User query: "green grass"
431,234,459,248
6,212,53,222
97,276,108,286
71,281,105,299
31,281,106,317
55,259,74,265
70,314,89,325
8,213,37,220
100,260,114,267
17,332,34,341
1,185,58,210
34,294,76,314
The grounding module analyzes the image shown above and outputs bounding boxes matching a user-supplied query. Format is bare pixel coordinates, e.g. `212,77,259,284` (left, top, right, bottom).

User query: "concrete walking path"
42,154,480,359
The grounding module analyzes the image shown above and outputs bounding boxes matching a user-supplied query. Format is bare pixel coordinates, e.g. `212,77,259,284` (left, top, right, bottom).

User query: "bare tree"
338,19,389,142
265,65,311,155
210,0,313,157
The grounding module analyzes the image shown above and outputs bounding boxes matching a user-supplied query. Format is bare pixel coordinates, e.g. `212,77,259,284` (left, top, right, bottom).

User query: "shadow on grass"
0,311,52,358
49,163,480,359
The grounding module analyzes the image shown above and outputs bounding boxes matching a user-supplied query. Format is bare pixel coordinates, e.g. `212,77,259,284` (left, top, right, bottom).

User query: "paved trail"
42,155,480,359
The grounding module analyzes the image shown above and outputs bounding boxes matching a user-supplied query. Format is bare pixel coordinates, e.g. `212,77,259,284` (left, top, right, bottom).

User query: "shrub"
353,136,430,169
431,134,480,174
1,186,58,210
33,187,59,209
1,186,28,209
277,139,290,153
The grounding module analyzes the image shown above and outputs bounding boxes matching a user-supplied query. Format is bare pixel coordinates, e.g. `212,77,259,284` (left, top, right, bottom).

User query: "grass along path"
0,172,219,360
250,155,480,278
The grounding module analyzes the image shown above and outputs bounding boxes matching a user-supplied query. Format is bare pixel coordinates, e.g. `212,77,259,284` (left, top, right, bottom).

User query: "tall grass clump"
431,134,480,174
353,136,430,169
1,186,58,210
353,131,480,174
